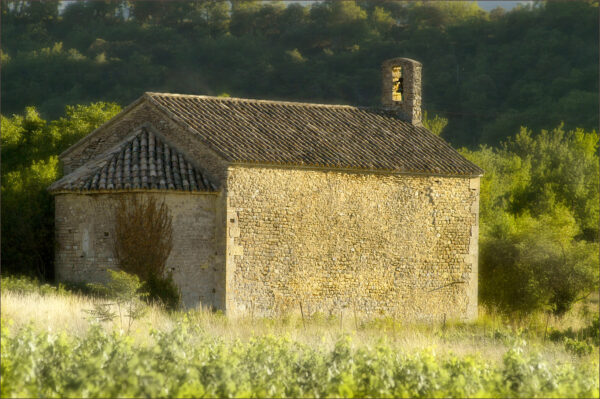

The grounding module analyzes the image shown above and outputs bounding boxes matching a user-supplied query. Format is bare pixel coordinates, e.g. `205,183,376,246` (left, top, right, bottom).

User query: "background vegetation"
1,1,598,318
2,0,597,146
460,126,599,317
1,275,599,398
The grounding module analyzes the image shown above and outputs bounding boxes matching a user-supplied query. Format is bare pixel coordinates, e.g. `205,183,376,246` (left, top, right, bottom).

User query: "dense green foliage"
461,126,599,316
143,273,182,310
549,316,600,357
2,1,598,146
1,318,598,398
2,276,599,397
0,275,70,297
1,103,121,279
549,318,600,346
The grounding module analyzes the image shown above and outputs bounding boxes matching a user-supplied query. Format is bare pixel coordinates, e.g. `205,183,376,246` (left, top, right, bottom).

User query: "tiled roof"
146,93,483,176
49,127,216,193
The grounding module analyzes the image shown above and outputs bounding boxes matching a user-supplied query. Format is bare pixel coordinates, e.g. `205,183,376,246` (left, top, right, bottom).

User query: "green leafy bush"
462,126,599,317
548,315,600,351
1,321,598,398
86,270,148,332
479,209,598,316
0,275,110,299
584,317,600,345
0,275,66,296
549,327,576,343
144,272,181,311
564,338,594,357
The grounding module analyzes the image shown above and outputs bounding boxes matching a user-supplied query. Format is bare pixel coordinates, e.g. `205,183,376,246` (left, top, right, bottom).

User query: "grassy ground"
1,276,599,398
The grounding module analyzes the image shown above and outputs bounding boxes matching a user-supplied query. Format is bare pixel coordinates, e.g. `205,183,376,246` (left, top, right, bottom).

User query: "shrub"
113,195,173,282
144,272,181,310
1,275,66,296
479,207,598,317
564,338,594,357
548,327,572,343
548,315,600,350
462,126,599,318
86,269,148,332
583,316,600,345
112,195,181,309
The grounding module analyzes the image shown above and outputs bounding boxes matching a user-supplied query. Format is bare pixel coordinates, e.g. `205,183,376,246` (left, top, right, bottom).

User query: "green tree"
87,269,148,333
1,103,120,279
422,111,448,136
1,157,59,278
480,207,598,316
461,125,599,316
1,108,53,171
3,0,597,147
49,102,122,152
504,125,599,240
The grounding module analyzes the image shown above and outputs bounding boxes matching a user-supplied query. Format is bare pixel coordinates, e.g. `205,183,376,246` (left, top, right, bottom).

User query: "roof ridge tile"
146,92,358,110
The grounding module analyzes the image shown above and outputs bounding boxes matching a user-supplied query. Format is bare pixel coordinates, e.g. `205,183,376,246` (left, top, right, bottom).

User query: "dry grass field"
1,277,598,398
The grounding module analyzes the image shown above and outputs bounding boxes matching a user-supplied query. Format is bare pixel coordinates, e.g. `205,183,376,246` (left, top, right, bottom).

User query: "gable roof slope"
146,92,483,176
49,127,216,193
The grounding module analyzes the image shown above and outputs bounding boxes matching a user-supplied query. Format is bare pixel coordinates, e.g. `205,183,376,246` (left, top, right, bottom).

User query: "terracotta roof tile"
49,127,216,193
146,93,483,176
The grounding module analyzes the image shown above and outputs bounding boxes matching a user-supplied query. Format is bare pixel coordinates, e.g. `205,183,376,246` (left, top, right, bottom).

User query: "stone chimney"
381,58,422,126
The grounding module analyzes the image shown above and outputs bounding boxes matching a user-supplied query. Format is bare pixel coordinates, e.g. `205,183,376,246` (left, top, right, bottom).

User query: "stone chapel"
49,58,483,320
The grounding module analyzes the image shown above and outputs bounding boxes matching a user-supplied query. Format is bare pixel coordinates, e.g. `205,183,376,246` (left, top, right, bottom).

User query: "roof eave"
228,161,483,178
49,188,220,196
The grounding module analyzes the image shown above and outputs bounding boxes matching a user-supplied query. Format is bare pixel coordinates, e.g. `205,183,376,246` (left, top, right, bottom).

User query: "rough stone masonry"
226,166,479,320
49,57,483,320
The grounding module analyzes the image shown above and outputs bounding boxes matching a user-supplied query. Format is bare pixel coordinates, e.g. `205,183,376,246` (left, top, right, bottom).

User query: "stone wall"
59,98,230,309
225,166,479,320
54,192,219,309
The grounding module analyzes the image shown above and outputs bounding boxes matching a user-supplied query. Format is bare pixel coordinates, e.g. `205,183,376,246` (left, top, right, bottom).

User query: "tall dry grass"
1,289,174,340
2,286,591,365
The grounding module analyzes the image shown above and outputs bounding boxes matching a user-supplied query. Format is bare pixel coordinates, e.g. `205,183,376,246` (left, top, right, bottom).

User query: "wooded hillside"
2,0,598,146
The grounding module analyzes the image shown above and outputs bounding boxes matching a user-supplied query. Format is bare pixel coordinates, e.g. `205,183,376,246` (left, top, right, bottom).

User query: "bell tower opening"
381,58,422,126
392,66,403,102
